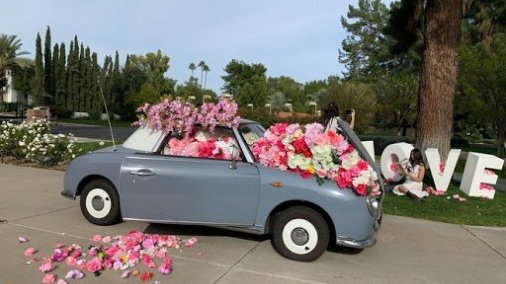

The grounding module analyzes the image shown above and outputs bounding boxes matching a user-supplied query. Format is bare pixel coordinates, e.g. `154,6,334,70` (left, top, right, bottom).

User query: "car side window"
162,127,241,161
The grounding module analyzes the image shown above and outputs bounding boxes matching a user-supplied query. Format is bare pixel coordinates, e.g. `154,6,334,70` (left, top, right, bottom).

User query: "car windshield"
238,123,265,149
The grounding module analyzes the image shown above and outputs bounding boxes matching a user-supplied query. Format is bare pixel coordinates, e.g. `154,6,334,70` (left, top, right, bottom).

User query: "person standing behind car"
319,102,355,132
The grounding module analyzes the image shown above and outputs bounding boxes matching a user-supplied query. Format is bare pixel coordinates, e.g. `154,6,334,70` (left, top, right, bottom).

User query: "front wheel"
271,206,329,261
80,179,121,226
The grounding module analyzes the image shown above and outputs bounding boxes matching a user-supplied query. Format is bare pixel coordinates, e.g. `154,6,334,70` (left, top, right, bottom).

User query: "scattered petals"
56,280,68,284
19,236,28,243
65,269,84,279
139,271,154,282
120,270,130,278
39,261,53,273
24,247,37,256
22,231,197,280
184,237,198,247
42,274,56,284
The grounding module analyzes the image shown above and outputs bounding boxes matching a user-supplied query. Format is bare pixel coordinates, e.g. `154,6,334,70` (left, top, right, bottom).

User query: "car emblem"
270,181,284,188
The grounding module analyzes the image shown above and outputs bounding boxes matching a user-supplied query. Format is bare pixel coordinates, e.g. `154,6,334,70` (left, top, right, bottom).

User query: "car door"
119,129,261,225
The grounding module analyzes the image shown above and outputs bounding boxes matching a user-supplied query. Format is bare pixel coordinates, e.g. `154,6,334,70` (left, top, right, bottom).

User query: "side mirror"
229,145,238,170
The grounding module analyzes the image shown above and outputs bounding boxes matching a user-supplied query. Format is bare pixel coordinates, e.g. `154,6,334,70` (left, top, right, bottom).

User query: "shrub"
0,119,77,166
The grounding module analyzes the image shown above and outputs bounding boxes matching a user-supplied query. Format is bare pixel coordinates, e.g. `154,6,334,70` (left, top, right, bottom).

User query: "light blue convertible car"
62,118,383,261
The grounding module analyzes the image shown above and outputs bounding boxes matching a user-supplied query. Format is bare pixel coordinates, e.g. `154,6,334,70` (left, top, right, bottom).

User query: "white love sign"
380,142,413,182
362,141,375,162
425,148,461,192
460,153,504,199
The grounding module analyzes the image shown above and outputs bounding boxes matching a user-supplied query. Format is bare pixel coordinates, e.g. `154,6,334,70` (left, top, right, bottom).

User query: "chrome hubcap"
291,227,309,246
91,196,105,211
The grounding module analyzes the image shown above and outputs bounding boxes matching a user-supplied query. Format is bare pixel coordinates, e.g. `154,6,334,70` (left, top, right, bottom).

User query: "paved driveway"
0,164,505,283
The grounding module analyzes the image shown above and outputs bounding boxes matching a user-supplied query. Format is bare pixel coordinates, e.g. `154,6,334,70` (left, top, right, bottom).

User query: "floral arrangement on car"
251,122,380,196
166,131,237,160
134,97,241,161
134,97,240,136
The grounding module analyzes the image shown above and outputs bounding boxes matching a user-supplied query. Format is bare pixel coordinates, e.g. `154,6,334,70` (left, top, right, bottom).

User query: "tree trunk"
415,0,462,161
497,126,505,158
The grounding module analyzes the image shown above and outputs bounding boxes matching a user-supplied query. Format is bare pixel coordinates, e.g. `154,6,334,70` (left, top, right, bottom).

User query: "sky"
1,0,389,93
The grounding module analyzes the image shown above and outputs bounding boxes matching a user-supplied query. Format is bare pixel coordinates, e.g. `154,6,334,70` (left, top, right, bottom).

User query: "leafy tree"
380,73,418,136
0,34,29,102
319,81,377,132
267,91,287,112
12,59,34,104
34,33,44,105
267,76,305,111
458,36,506,157
236,75,268,108
222,60,267,96
338,0,390,80
126,82,160,107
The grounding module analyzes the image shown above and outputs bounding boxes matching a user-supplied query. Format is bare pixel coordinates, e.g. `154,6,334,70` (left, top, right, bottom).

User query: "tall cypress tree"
91,52,101,116
84,47,92,113
57,43,66,108
111,50,122,113
34,33,44,105
77,43,85,111
52,44,59,107
66,40,74,110
44,26,53,100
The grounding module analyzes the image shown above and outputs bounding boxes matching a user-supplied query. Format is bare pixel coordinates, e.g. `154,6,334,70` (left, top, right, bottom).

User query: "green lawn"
75,141,114,156
383,183,506,227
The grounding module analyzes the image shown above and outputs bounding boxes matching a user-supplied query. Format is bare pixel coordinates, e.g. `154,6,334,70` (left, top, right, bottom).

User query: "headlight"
366,195,380,216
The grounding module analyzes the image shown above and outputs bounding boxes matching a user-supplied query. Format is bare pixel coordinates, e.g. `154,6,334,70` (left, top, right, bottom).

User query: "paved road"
1,164,505,283
50,123,136,142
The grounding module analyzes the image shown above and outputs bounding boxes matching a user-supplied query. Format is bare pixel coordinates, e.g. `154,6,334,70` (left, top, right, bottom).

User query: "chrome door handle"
129,169,155,176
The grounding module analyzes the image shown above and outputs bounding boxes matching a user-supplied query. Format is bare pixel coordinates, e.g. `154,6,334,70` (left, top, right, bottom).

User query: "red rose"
355,184,367,196
140,272,154,282
357,160,369,171
293,138,311,157
300,170,313,179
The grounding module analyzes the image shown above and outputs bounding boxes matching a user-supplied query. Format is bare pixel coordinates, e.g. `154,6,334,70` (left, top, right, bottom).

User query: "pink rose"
92,234,102,242
42,274,55,284
66,256,76,267
39,261,53,273
24,247,37,256
86,257,102,273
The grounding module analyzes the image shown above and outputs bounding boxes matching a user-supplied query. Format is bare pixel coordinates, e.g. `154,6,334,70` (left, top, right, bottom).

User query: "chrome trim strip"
122,217,264,234
233,127,255,163
336,236,376,249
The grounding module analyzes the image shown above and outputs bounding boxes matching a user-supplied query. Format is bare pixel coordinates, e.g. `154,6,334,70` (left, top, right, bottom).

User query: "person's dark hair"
409,148,424,167
319,102,339,126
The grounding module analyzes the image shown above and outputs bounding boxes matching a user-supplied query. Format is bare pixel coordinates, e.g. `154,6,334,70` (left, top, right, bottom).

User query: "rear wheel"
80,179,121,226
271,206,329,261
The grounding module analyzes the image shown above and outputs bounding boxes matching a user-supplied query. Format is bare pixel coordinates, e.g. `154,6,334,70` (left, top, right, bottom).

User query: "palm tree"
0,34,29,102
188,62,196,79
202,64,210,89
198,60,205,88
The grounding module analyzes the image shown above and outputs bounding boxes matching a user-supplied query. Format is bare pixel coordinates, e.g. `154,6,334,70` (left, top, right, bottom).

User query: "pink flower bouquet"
251,123,380,196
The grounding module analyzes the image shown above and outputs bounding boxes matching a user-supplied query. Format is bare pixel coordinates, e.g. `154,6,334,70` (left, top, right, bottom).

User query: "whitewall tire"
80,179,121,226
272,206,329,262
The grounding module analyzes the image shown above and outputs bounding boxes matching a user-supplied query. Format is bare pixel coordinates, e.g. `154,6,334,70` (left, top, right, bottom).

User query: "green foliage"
236,75,268,108
457,35,506,157
319,81,377,132
222,60,267,96
0,120,76,166
34,33,44,105
339,0,390,80
44,26,53,99
126,82,160,107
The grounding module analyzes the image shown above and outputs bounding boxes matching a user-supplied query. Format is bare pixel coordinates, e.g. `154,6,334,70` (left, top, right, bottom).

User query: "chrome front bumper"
336,237,377,248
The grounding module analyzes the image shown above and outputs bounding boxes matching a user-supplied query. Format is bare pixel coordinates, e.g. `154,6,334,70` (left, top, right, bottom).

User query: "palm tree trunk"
415,0,462,161
204,71,208,89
